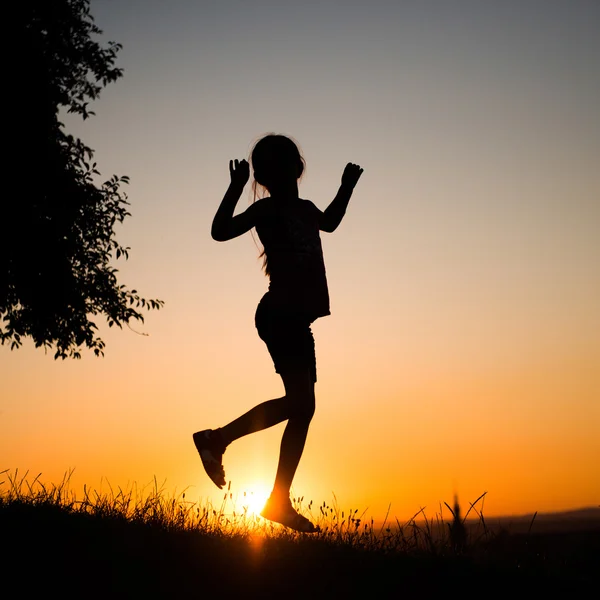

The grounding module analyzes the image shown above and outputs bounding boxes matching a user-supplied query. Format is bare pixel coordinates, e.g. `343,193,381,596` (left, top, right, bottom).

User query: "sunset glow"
2,0,599,522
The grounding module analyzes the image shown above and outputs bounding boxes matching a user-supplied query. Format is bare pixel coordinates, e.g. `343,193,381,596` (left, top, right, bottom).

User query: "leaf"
6,2,164,360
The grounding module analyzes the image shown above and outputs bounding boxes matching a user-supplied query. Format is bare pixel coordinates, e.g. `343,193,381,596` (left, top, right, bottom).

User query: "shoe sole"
261,503,319,533
193,431,226,489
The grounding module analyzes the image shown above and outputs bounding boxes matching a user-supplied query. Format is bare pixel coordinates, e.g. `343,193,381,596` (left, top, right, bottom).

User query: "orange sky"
2,0,599,520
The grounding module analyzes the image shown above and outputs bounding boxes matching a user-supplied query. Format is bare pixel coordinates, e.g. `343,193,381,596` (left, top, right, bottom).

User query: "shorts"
255,296,317,382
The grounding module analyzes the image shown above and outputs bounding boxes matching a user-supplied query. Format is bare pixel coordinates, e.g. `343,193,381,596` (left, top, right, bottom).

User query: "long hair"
250,134,306,274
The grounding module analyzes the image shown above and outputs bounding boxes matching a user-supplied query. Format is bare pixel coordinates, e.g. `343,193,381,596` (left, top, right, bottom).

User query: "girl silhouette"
194,134,363,532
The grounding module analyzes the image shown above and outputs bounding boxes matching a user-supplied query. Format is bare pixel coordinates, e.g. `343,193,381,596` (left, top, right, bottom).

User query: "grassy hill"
1,471,597,598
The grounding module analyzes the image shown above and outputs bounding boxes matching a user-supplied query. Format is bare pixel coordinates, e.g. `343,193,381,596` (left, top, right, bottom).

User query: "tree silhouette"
2,0,163,359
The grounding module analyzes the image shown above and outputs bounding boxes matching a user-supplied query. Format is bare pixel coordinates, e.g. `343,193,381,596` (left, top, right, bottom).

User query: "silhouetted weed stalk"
0,468,492,554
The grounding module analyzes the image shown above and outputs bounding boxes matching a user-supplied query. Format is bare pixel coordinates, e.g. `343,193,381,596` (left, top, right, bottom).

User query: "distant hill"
373,507,600,536
483,507,600,534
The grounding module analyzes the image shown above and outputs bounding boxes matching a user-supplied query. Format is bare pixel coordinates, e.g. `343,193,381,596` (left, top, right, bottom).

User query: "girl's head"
251,134,305,197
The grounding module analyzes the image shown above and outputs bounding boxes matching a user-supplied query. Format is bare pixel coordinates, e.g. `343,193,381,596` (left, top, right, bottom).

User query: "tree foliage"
2,0,163,359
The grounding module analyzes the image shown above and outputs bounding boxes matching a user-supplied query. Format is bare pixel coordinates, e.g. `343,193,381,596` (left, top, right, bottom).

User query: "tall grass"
0,468,490,555
2,467,595,597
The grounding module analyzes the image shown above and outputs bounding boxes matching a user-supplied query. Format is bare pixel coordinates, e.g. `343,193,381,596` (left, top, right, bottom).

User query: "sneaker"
260,496,319,533
193,429,226,489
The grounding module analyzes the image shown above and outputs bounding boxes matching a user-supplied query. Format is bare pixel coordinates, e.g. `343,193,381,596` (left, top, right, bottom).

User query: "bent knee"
287,395,315,423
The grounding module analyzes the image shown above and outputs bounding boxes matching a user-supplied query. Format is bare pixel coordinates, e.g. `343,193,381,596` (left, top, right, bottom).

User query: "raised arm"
211,159,259,241
320,163,364,233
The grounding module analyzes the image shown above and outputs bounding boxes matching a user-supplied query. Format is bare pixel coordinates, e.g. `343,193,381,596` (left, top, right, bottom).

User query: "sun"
238,485,271,517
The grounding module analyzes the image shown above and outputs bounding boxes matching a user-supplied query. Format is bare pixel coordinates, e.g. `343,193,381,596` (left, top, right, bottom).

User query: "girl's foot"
193,429,226,489
260,496,319,533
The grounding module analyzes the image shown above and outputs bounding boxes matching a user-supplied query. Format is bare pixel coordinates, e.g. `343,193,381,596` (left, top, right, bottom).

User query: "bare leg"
270,369,315,499
195,368,318,532
218,397,289,446
259,369,318,532
193,397,289,490
216,369,315,496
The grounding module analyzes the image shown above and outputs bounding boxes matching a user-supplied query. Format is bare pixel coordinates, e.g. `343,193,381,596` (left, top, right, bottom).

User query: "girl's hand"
341,162,364,189
229,159,250,188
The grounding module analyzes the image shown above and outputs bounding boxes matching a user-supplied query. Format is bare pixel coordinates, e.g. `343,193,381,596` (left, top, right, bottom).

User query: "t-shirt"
255,197,330,320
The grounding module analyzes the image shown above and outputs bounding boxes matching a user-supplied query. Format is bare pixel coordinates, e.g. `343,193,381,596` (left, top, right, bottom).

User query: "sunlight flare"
237,485,270,517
